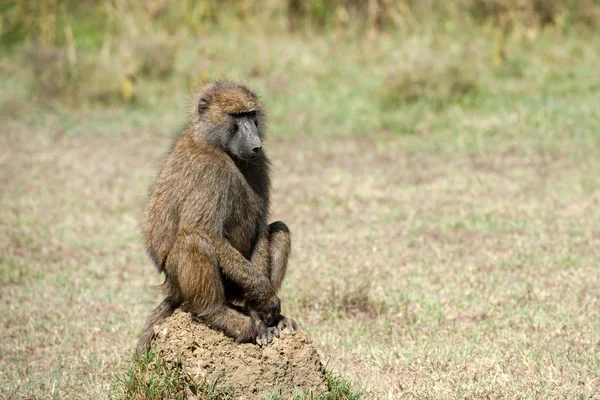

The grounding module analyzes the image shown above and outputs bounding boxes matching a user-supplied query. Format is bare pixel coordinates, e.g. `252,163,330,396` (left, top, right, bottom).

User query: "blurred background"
2,0,600,136
2,1,600,399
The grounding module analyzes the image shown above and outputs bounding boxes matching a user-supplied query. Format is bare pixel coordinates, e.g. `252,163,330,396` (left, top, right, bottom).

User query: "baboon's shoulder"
171,133,232,171
168,137,242,192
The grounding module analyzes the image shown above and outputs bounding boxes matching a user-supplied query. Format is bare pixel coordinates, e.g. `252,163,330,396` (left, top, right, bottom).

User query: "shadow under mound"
151,310,328,399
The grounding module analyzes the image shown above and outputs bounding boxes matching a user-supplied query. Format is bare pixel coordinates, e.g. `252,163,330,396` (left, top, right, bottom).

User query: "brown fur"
136,81,296,355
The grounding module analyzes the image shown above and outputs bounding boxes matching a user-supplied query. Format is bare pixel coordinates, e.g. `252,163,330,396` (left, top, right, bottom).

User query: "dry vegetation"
1,1,600,399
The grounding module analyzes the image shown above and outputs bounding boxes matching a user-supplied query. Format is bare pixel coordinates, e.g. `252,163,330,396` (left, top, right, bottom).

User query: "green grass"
1,14,600,400
266,374,363,400
112,351,236,400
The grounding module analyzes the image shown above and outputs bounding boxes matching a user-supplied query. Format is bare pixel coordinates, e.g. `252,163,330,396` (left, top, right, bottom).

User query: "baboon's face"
224,111,263,160
196,82,265,160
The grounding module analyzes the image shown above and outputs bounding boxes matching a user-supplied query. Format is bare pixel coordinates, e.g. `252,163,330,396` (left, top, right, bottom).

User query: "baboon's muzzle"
239,117,262,158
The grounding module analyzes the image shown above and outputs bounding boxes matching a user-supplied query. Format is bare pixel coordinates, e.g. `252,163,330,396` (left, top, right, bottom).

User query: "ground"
148,310,327,399
1,27,600,399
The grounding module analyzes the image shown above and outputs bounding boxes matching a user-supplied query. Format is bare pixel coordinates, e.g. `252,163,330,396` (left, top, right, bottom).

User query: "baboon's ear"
198,97,209,113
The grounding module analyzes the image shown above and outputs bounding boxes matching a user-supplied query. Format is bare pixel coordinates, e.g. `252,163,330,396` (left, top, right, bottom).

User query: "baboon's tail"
136,297,181,355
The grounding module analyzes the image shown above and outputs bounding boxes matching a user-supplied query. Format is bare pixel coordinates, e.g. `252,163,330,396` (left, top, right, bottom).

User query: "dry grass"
379,41,482,108
274,137,600,398
1,16,600,399
1,115,599,398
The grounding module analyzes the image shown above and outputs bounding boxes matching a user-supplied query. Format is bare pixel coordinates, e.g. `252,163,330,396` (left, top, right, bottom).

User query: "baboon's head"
190,81,265,160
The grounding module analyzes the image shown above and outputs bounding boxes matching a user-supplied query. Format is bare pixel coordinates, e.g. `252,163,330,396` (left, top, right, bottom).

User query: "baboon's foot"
256,325,280,346
276,315,297,332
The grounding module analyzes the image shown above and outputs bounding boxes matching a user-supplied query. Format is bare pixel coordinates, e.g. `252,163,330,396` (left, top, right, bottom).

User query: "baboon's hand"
276,315,297,332
256,325,280,346
247,295,281,326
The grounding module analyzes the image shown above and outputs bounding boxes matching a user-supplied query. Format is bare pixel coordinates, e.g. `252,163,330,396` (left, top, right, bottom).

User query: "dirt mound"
151,310,328,399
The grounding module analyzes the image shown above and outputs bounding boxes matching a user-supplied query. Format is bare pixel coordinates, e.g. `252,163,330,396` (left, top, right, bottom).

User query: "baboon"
136,81,296,354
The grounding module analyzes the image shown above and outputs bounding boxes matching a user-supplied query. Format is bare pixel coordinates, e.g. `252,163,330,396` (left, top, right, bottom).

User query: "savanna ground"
1,2,600,399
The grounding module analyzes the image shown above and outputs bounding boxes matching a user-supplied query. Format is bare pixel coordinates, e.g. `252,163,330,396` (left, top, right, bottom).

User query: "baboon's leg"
267,221,291,292
169,230,262,343
267,221,297,332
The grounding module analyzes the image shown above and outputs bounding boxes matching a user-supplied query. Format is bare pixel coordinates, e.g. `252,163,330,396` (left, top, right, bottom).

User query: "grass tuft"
300,283,387,319
21,45,124,103
119,35,178,80
111,351,233,400
266,372,362,400
379,45,482,109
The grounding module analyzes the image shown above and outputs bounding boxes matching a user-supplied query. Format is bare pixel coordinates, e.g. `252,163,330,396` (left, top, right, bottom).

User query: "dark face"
226,111,263,160
195,82,265,160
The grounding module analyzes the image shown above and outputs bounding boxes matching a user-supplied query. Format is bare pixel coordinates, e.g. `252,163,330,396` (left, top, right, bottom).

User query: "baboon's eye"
197,97,209,114
232,122,239,135
253,119,259,128
230,111,257,118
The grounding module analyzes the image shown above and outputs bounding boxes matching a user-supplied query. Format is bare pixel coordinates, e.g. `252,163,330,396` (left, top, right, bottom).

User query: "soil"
151,310,328,399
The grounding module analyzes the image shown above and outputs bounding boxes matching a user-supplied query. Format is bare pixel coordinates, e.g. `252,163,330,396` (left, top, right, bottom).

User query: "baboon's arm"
250,231,270,276
212,238,274,301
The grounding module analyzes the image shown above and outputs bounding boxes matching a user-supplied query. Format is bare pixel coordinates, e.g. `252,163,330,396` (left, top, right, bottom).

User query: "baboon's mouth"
239,154,260,162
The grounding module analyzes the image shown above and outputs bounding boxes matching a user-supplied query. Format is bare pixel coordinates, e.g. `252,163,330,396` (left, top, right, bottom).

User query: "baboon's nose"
252,146,262,154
